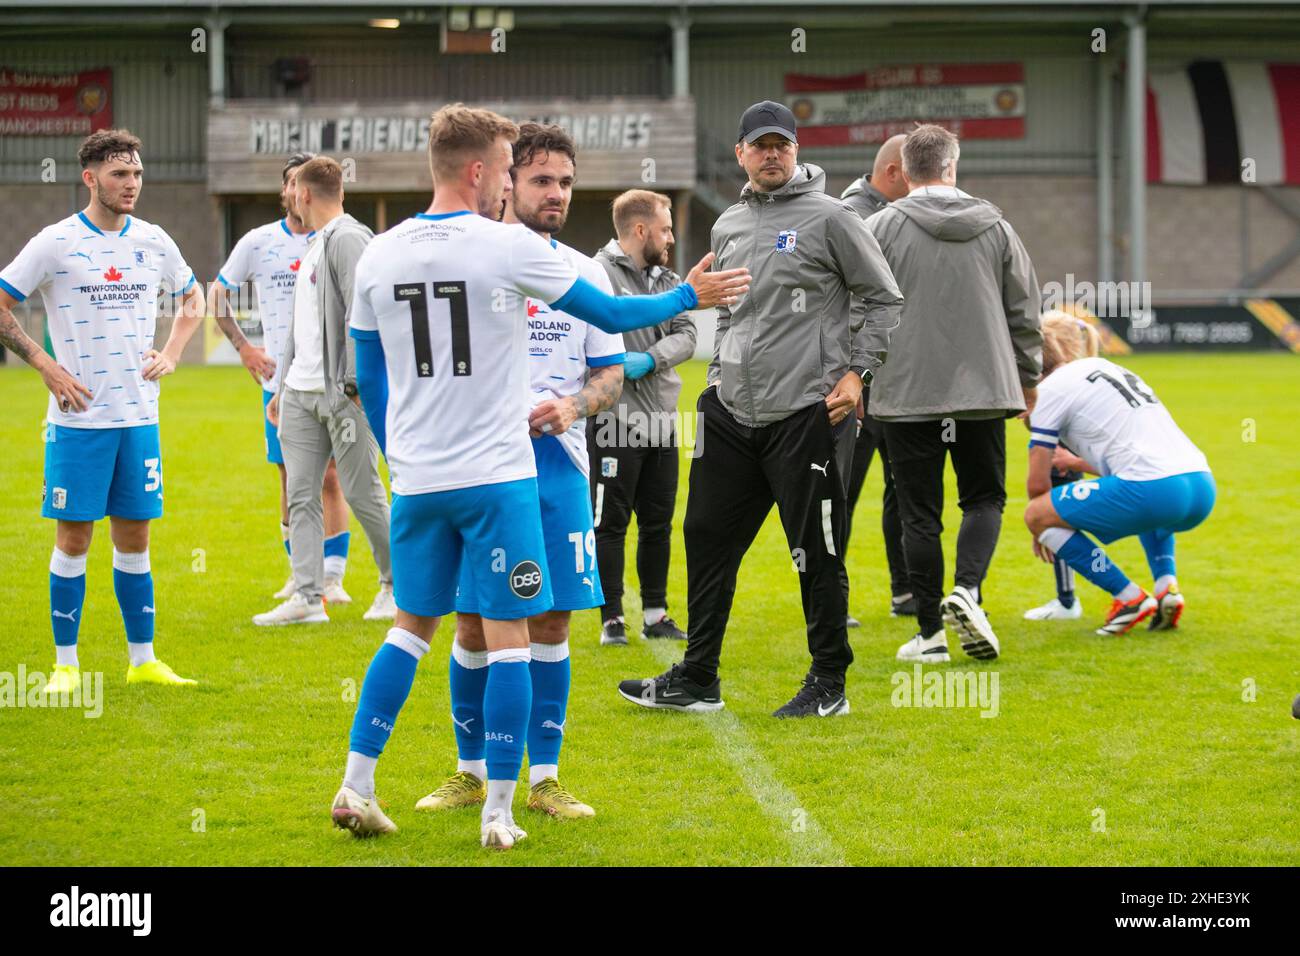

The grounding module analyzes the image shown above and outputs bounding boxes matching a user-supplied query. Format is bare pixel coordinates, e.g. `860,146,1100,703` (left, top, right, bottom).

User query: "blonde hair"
427,103,519,183
612,189,671,238
1041,309,1101,371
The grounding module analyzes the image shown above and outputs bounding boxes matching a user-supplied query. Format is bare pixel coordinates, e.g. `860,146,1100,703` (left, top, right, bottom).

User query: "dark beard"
645,240,672,268
516,205,567,235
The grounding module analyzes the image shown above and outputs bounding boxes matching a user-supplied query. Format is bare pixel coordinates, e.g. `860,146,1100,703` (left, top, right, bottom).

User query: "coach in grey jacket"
618,100,903,719
257,157,393,626
587,192,696,643
866,124,1042,665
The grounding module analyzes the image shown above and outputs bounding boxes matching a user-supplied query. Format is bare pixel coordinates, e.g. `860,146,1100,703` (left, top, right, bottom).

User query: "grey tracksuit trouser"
279,386,392,602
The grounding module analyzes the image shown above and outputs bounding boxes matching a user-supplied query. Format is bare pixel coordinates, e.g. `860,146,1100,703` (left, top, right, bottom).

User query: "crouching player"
1023,313,1215,635
416,124,623,821
1023,311,1100,621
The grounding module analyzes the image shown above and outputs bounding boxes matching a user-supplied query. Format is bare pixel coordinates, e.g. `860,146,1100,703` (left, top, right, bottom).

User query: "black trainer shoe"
599,618,627,646
617,662,723,712
772,674,850,719
641,615,686,641
890,594,918,617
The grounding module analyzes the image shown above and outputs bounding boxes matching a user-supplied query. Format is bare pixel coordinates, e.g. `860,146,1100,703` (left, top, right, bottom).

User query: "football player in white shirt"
414,124,624,822
0,129,205,692
1024,313,1215,636
208,154,354,605
329,104,748,848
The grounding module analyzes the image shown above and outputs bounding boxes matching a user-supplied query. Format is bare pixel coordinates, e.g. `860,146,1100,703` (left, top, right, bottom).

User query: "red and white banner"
0,68,113,137
1147,61,1300,184
784,63,1025,147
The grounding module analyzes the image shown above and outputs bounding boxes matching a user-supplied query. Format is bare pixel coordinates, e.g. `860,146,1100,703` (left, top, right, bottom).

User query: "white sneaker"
1023,597,1083,621
253,591,329,627
273,574,296,600
481,808,527,850
331,785,396,837
363,583,396,621
324,576,352,606
897,630,951,663
941,586,1000,660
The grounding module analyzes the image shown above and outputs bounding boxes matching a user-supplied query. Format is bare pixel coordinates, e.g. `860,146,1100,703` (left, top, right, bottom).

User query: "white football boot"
1023,597,1083,621
323,576,352,606
253,591,329,626
481,808,528,850
363,583,397,621
331,786,397,837
273,574,296,599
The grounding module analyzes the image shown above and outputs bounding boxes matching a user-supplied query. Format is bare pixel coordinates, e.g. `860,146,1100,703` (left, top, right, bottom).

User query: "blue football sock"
323,530,350,579
50,548,87,657
449,643,489,762
483,651,531,782
281,522,291,557
1140,530,1176,582
348,628,429,758
112,549,155,652
527,641,570,773
1046,529,1132,597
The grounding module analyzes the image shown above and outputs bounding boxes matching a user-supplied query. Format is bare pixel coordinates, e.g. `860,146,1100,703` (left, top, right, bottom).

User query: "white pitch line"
640,638,846,866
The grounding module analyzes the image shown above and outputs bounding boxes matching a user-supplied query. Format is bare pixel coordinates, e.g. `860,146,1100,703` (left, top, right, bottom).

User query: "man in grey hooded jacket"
866,124,1042,666
617,101,904,719
257,157,394,627
591,189,696,645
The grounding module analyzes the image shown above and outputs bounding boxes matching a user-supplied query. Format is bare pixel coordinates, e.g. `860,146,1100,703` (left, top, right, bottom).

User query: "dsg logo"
509,560,543,599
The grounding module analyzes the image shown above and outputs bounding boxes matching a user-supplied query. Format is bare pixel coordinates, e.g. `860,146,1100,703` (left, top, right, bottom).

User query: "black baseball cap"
738,100,798,145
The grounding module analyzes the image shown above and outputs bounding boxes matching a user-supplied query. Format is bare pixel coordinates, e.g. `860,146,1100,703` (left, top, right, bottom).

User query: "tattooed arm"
527,363,625,438
0,289,93,412
208,281,277,386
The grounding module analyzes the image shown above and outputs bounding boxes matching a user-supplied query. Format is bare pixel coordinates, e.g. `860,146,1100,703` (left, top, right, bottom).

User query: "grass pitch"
0,354,1296,866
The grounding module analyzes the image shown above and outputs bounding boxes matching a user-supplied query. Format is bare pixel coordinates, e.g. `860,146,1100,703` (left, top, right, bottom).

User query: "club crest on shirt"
775,230,798,253
132,248,153,268
601,456,618,478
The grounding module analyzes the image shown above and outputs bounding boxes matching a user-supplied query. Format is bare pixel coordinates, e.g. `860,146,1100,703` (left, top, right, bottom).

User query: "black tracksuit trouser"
845,407,910,600
588,437,679,621
682,387,856,686
881,416,1008,636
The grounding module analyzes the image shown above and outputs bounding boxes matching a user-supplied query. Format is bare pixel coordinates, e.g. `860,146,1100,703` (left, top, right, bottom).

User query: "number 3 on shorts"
144,457,161,493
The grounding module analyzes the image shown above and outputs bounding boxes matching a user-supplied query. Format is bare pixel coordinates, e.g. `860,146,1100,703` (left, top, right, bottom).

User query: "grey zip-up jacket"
865,187,1042,421
277,213,374,412
840,176,891,219
707,163,904,427
594,238,696,445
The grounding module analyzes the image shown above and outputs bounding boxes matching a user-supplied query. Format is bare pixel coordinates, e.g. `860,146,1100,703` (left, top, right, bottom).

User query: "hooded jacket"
865,186,1042,421
840,176,891,219
594,238,697,445
707,163,904,427
277,213,375,413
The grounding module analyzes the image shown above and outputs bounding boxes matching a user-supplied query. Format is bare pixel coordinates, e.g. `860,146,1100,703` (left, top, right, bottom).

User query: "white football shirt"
1029,357,1210,481
528,238,625,478
0,212,194,429
349,211,579,495
217,218,314,393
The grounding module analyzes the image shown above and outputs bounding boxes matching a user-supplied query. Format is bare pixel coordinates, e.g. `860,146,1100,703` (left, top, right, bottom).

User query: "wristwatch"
849,365,871,385
343,382,359,398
